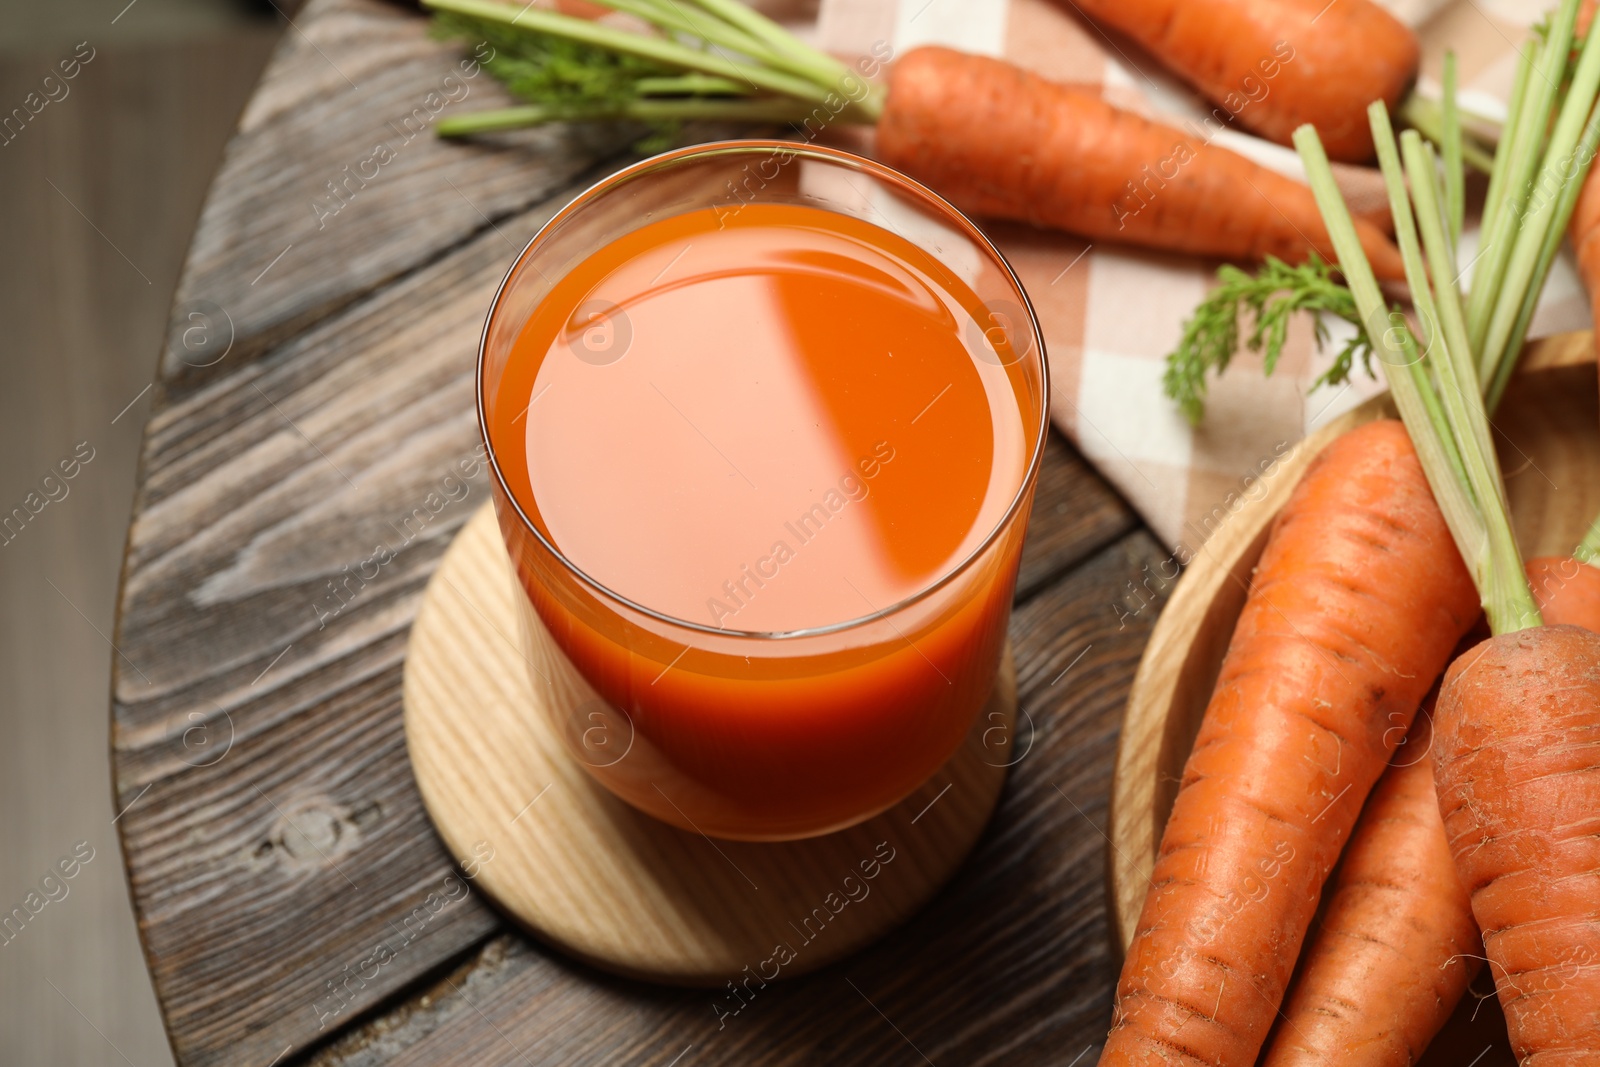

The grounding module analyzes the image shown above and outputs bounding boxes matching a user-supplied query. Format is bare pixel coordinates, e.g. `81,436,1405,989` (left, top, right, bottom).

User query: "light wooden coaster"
403,503,1017,985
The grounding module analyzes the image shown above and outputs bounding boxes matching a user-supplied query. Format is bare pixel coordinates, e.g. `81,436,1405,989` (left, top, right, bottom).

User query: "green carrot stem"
1468,0,1580,356
1297,122,1540,634
687,0,861,96
1480,13,1600,391
1486,104,1600,412
435,96,831,136
1443,52,1466,248
595,0,782,64
1397,126,1534,634
1294,125,1483,565
1400,129,1490,464
422,0,836,108
1400,94,1495,174
633,73,750,95
1576,509,1600,567
437,106,557,136
1372,108,1484,512
600,0,881,115
1479,46,1535,251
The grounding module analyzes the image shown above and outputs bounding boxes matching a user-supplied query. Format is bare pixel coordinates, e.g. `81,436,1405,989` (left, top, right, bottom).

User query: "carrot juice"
480,143,1047,840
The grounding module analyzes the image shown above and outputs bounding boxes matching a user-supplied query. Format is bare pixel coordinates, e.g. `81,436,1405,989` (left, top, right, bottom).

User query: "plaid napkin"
812,0,1592,557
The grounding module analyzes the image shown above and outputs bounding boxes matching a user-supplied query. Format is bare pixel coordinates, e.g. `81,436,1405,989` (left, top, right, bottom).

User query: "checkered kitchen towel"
807,0,1592,557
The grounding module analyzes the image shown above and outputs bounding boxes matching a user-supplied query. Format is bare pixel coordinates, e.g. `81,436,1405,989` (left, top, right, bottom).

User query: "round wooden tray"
1108,330,1598,1060
403,502,1018,985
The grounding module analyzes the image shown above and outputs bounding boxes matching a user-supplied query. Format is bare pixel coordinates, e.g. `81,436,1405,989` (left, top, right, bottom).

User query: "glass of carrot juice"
478,140,1048,842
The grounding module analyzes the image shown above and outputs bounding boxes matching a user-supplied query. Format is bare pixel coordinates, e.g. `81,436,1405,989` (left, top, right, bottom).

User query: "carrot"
1066,0,1418,163
1527,556,1600,630
1433,628,1600,1064
421,5,1409,279
1101,419,1479,1067
1261,705,1482,1066
1569,165,1600,335
1526,515,1600,631
874,48,1407,280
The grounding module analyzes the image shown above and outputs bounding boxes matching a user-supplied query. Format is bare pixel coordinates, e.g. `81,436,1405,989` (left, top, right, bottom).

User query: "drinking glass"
478,140,1049,841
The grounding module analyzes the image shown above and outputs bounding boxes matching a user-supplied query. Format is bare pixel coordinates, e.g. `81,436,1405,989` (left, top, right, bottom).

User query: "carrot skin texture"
1102,420,1479,1067
1261,710,1481,1066
1434,626,1600,1067
876,48,1407,280
1528,557,1600,632
1066,0,1418,162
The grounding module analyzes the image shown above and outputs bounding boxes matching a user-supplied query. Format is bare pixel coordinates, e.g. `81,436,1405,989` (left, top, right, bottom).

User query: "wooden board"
1107,330,1599,1065
404,503,1014,984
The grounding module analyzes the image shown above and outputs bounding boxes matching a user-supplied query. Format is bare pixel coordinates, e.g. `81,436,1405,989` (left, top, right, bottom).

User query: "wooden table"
110,3,1167,1063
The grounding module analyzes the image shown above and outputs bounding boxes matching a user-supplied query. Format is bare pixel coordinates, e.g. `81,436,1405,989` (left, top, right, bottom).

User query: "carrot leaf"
425,0,881,140
1162,257,1376,424
431,10,696,146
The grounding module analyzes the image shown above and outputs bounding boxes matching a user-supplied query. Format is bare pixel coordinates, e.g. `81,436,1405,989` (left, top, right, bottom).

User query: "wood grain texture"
405,503,1014,983
1015,433,1140,600
114,193,564,1067
156,0,636,396
111,0,1148,1062
1108,332,1597,1067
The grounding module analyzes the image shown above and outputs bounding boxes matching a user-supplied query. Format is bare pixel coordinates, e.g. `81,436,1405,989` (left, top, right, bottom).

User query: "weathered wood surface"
156,0,636,393
112,1,1150,1064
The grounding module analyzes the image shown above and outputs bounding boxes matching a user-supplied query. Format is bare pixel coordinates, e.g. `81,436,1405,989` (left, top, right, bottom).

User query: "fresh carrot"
1261,705,1482,1066
421,3,1409,279
873,48,1407,280
1528,481,1600,637
1432,628,1600,1063
1101,418,1479,1067
1569,165,1600,335
1066,0,1418,163
1527,557,1600,629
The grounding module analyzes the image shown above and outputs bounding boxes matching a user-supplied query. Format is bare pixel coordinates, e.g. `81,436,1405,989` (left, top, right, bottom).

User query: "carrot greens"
1287,0,1600,634
1161,257,1376,424
425,0,880,144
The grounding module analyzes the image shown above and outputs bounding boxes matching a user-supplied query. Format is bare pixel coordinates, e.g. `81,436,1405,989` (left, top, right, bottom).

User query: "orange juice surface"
487,201,1039,838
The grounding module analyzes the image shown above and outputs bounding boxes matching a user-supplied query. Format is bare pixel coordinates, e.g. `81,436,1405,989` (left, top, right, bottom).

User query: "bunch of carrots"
418,3,1600,1063
1111,4,1600,1065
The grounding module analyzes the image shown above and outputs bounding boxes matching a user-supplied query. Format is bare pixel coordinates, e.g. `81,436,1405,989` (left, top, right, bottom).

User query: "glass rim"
476,138,1052,641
